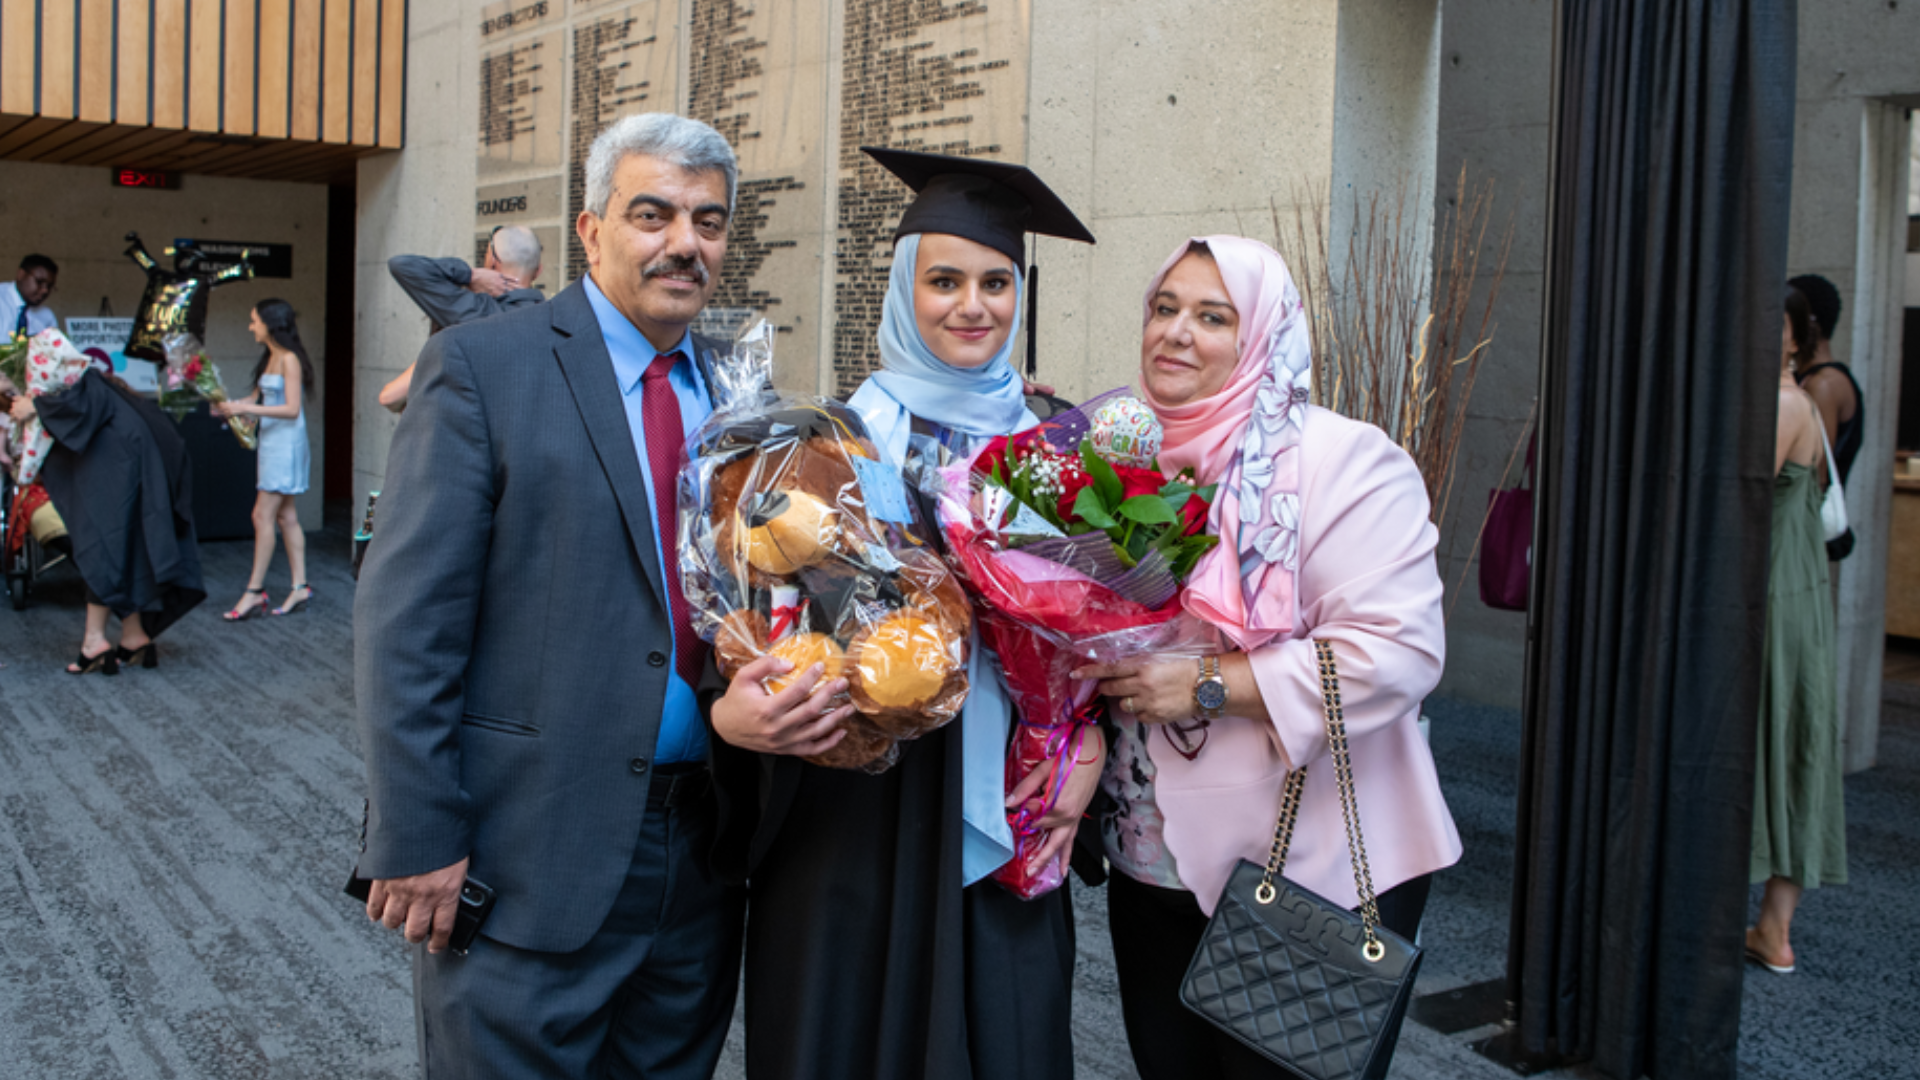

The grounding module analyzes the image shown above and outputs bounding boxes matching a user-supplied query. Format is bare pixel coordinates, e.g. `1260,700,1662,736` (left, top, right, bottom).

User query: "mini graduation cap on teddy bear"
679,321,972,773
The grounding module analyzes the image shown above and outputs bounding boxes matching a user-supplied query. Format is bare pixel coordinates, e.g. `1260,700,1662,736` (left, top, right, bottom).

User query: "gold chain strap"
1255,769,1307,904
1318,640,1385,960
1252,640,1386,963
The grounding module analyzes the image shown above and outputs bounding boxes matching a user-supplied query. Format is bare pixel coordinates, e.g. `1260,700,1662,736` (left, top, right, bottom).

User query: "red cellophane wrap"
933,462,1218,898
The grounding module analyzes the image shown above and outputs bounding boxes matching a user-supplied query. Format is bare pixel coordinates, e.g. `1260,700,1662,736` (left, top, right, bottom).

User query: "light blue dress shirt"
583,274,713,764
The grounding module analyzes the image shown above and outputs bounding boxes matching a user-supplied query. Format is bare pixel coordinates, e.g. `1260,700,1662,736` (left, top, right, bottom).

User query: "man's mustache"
642,257,710,285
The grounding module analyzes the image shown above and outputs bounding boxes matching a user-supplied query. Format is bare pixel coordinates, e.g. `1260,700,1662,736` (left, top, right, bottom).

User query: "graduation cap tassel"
1025,262,1040,379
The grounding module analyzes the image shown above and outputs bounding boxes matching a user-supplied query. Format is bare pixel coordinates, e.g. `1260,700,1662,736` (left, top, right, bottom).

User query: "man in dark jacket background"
378,224,545,412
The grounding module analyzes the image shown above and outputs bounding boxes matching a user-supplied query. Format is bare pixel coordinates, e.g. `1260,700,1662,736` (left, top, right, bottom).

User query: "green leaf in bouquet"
0,335,28,387
1072,485,1119,531
156,386,198,422
1167,534,1220,579
1081,445,1124,508
1118,494,1178,526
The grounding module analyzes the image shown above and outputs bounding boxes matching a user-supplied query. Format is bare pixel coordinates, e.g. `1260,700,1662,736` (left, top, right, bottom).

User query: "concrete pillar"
1426,0,1553,709
1828,102,1912,773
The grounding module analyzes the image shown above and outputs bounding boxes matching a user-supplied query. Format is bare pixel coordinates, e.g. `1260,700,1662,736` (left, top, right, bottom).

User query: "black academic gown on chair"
707,684,1077,1080
35,371,206,635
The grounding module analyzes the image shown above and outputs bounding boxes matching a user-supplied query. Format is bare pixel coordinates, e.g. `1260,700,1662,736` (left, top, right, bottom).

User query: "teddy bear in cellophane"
678,322,970,772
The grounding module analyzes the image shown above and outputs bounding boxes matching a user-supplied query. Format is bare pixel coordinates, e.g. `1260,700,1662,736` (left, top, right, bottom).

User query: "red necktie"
641,351,705,685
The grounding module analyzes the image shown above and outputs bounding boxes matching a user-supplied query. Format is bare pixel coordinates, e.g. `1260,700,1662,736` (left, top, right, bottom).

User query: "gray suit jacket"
354,280,721,953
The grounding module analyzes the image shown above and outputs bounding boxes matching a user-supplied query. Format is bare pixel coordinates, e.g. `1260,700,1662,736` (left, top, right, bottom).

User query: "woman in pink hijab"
1076,236,1461,1079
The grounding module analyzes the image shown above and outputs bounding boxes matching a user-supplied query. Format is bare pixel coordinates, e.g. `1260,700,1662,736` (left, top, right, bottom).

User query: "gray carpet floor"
1,517,1912,1078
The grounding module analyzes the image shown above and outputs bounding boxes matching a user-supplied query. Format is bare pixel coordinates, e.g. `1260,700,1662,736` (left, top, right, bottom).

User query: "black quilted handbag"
1179,640,1423,1080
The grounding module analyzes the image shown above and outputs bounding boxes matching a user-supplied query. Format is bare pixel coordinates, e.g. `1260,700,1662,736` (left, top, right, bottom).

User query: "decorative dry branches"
1275,166,1513,540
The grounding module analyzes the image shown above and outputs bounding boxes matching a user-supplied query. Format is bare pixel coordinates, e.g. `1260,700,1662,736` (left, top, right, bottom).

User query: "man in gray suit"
354,113,847,1078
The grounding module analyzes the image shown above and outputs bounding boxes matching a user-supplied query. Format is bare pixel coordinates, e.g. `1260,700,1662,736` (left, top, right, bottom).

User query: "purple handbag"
1479,433,1534,612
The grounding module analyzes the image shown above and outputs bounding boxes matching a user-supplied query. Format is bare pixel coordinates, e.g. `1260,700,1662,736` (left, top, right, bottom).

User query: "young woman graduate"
707,148,1099,1080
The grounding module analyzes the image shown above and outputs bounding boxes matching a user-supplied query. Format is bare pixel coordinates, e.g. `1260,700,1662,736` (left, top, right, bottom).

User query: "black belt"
647,762,711,811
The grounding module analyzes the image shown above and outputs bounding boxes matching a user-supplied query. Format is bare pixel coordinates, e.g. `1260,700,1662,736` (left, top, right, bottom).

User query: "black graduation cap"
862,147,1095,265
864,147,1095,378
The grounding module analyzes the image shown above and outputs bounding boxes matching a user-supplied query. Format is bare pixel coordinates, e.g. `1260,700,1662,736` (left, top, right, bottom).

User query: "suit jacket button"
630,757,650,775
647,651,667,667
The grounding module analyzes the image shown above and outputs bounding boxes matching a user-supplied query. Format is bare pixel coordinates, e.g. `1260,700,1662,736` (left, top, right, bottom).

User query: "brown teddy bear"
690,405,971,771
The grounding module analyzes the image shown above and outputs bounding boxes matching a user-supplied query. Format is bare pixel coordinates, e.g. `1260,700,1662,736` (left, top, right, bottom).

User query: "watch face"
1195,680,1228,711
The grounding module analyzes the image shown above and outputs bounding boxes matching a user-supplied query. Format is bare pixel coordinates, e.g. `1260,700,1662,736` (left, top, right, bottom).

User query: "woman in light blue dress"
213,299,313,618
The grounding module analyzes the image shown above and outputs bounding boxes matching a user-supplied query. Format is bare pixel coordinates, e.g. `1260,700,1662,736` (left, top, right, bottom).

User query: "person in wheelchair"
7,333,205,674
2,385,74,601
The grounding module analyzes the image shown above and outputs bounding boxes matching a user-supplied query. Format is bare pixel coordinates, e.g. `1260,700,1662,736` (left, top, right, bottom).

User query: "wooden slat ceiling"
0,114,384,183
0,0,404,186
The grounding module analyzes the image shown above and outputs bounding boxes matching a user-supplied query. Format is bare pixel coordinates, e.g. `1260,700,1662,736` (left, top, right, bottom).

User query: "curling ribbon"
1007,699,1100,839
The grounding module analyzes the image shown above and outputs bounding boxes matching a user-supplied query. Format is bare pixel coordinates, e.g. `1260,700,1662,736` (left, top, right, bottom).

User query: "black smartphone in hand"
446,878,497,956
344,869,496,956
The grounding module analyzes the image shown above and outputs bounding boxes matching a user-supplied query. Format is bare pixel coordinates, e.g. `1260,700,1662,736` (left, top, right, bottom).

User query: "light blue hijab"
868,233,1033,437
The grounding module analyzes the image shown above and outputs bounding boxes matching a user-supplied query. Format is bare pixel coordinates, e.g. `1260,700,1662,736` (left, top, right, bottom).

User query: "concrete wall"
0,160,330,526
1026,0,1442,401
1426,0,1553,708
357,0,1449,520
1027,1,1342,399
352,0,480,511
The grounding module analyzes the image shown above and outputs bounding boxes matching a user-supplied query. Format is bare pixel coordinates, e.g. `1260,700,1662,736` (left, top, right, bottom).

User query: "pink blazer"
1151,406,1462,914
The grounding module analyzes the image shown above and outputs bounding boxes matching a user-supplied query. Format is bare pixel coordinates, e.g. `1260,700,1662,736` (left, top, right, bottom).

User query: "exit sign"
112,167,178,189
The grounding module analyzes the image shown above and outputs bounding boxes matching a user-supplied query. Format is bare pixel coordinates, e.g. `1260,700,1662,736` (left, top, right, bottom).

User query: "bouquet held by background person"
212,300,314,619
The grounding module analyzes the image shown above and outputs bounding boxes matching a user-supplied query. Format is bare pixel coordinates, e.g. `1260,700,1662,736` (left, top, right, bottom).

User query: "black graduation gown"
34,371,206,634
707,694,1077,1080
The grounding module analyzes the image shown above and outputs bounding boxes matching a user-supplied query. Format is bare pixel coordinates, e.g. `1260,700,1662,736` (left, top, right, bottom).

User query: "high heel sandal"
272,584,313,617
68,648,120,676
116,643,159,669
224,587,270,622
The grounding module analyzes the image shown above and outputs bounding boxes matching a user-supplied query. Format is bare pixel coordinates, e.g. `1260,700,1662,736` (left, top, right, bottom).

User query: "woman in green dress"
1748,286,1849,975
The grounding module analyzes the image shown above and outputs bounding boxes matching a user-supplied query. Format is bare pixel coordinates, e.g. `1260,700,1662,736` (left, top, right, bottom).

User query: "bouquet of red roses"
922,389,1220,898
156,333,256,449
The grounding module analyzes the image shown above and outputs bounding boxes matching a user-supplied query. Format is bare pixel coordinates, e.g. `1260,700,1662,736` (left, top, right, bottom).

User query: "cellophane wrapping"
678,320,971,773
157,332,256,448
917,392,1221,898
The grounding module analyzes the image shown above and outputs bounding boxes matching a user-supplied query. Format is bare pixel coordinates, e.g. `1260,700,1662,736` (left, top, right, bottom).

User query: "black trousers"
1107,870,1433,1080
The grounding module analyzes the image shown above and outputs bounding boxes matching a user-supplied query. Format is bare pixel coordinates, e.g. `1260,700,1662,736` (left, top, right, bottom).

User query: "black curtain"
1510,2,1796,1078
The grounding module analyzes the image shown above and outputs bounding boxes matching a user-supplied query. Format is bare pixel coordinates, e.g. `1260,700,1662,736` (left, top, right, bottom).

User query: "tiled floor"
2,521,1913,1079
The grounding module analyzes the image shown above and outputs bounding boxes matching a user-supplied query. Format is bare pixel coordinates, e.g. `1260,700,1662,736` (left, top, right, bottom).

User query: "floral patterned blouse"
1099,718,1185,889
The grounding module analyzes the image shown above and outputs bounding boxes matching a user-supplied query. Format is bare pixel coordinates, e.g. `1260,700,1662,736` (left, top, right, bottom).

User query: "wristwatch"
1193,656,1229,720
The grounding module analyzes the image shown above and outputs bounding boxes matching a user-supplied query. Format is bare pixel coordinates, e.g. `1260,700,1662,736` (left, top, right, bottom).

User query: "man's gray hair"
490,225,543,278
584,113,737,219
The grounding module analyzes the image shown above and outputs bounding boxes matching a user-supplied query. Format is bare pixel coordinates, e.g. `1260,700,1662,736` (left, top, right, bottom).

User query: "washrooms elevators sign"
172,239,294,279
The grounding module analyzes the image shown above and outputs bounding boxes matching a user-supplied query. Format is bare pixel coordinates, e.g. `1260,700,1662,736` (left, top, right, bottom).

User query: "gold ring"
1122,696,1136,714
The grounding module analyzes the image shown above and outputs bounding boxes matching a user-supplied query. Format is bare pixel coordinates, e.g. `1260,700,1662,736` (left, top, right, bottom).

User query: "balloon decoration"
121,232,255,361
